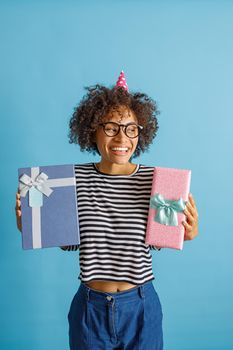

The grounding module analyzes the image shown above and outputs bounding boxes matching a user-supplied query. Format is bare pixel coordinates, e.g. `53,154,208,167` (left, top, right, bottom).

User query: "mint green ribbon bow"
150,193,186,226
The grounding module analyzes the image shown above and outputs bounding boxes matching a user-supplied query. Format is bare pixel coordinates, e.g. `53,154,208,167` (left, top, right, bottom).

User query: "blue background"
1,1,232,349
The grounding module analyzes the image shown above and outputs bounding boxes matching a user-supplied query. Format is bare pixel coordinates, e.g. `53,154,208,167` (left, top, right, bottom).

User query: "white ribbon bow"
19,172,53,197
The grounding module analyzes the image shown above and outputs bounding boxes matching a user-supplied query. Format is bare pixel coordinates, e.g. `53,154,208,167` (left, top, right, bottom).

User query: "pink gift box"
145,167,191,250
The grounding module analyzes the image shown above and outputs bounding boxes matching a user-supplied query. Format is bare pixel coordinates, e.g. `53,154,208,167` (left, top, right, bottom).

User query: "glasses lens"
104,123,119,136
125,124,139,138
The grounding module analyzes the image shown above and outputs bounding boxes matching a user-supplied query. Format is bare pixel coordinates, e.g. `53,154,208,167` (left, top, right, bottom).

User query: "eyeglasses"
99,122,143,138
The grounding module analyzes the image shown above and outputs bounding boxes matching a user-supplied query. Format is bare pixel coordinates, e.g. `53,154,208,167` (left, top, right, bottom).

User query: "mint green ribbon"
150,193,186,226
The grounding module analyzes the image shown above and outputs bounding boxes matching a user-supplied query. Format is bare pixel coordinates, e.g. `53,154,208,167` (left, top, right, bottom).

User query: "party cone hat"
115,70,129,92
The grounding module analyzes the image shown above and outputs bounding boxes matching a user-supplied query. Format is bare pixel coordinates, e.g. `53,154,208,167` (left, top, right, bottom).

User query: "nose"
114,126,128,140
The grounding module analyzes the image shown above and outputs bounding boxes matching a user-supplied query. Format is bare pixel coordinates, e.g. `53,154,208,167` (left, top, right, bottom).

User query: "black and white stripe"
62,163,159,285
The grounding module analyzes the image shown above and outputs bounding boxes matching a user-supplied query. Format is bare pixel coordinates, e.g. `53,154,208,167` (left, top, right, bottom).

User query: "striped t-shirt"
62,163,160,285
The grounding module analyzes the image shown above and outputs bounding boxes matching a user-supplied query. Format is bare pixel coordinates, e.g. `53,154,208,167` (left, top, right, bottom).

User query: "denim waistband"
79,280,154,304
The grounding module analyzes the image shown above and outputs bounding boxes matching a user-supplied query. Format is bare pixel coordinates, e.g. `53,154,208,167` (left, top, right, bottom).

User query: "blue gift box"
18,164,80,249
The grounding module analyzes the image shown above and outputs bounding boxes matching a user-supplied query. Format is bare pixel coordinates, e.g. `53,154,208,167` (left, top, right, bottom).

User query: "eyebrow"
103,121,138,124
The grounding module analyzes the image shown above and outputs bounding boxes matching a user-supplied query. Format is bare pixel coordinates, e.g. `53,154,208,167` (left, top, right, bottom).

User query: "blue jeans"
68,280,163,350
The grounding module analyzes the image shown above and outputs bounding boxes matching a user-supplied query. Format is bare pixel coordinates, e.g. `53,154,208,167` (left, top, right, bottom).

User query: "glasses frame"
99,122,143,139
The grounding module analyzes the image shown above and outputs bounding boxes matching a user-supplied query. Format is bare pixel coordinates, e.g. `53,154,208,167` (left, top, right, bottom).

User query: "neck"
95,161,137,175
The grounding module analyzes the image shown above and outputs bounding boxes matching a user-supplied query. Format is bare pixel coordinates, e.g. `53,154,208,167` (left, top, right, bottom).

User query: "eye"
128,125,137,132
126,124,138,133
106,125,117,132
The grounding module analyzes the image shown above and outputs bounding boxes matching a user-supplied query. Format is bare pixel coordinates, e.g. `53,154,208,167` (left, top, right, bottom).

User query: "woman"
15,72,199,349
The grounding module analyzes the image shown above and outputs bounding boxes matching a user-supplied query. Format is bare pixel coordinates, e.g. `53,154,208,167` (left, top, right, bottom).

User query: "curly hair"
68,84,160,159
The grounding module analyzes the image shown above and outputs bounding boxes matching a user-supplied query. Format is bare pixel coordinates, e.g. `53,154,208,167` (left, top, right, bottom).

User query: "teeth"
111,147,128,151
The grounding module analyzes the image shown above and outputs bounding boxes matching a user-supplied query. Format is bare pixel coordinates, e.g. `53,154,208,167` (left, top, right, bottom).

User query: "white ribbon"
19,172,53,197
19,167,76,249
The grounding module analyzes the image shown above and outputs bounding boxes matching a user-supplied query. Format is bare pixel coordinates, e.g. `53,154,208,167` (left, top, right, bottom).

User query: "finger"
15,201,21,213
16,209,22,217
188,193,196,207
185,201,197,218
16,195,21,207
16,217,22,232
15,199,21,210
184,209,195,224
182,220,192,231
184,213,196,227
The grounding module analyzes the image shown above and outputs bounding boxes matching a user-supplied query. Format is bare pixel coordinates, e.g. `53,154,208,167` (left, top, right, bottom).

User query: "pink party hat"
115,70,129,92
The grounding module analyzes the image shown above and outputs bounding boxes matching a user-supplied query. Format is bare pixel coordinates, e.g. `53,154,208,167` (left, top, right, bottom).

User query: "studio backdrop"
1,1,232,349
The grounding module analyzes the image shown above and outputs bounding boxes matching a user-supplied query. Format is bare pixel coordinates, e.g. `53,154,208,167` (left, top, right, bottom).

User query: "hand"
182,193,199,241
15,190,22,232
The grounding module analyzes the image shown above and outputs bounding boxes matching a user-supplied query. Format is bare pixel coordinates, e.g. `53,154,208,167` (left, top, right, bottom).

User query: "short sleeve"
60,245,79,251
149,245,161,251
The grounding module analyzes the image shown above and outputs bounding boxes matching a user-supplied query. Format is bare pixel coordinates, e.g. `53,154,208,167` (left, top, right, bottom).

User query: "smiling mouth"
110,147,130,155
111,147,129,152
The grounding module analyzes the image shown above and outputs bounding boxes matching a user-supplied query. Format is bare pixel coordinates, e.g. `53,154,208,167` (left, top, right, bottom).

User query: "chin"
111,158,130,164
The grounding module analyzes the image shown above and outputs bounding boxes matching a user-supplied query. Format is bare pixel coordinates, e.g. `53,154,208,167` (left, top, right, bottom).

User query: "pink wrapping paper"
145,167,191,250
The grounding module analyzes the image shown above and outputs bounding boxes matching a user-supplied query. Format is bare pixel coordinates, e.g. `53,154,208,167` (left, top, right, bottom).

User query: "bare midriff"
85,280,137,293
